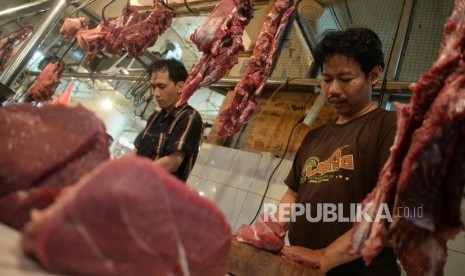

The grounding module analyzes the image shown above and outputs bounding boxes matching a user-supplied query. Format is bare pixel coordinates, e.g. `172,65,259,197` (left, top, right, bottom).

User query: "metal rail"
25,71,413,92
0,0,71,89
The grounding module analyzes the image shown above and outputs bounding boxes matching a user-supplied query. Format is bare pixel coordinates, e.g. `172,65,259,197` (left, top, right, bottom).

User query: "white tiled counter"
187,144,291,233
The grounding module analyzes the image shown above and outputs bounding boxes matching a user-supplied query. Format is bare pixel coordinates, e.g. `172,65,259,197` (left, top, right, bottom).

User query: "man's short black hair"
313,27,385,76
147,59,188,83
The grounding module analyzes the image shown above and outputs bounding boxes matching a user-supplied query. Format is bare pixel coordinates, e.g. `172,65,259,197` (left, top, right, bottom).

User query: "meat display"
177,0,254,106
104,5,140,55
21,156,232,276
76,22,109,66
118,2,172,57
236,213,285,252
73,2,171,65
24,61,65,103
216,0,297,137
0,25,34,74
0,104,109,229
60,17,87,41
351,1,465,275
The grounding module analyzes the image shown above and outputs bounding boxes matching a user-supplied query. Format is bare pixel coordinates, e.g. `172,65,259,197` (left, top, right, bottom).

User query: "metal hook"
183,0,200,16
71,0,97,17
158,0,174,12
102,0,117,21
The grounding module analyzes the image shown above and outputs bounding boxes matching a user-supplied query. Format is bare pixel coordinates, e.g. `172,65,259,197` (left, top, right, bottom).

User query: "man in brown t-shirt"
279,28,400,275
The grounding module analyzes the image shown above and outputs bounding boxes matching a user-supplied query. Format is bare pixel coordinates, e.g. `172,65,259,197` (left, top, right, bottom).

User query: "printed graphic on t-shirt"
300,146,354,184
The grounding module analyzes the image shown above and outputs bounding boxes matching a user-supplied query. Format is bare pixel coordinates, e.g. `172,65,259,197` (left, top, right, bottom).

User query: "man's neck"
336,102,377,124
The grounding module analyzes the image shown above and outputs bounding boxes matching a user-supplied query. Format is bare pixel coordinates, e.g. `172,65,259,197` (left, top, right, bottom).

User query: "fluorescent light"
101,98,113,110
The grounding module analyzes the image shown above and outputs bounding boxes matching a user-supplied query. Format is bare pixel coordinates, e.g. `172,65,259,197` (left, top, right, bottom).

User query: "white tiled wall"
187,143,465,275
187,144,291,233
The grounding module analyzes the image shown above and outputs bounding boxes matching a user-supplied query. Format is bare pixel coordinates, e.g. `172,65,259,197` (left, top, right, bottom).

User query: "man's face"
150,69,184,110
320,54,378,117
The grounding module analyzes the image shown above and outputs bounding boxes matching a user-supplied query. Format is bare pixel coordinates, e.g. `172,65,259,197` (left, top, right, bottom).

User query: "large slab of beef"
118,2,172,57
24,61,65,103
177,0,254,106
216,0,297,137
73,2,171,65
0,104,109,229
21,156,232,276
104,5,140,55
0,25,34,75
351,0,465,275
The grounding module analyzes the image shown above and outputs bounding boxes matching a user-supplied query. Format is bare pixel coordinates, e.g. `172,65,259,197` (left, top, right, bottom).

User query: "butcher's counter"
0,224,322,275
229,238,324,276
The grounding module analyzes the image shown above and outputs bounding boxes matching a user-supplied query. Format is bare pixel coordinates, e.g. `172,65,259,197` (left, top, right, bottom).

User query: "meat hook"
71,0,98,17
183,0,200,16
159,0,174,12
58,39,78,63
102,0,117,21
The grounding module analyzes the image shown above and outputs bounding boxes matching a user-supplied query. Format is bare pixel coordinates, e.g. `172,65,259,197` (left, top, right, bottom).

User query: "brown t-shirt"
285,108,400,276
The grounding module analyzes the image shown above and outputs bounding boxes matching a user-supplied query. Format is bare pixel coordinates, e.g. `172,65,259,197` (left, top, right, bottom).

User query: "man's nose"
325,80,342,96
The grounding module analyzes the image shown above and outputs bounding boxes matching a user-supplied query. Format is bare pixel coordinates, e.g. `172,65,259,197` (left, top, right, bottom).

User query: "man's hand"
236,212,285,252
282,229,361,272
281,245,325,272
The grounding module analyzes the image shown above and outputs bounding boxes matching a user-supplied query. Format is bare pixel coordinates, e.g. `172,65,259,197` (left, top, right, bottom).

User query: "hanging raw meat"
76,21,110,66
177,0,254,106
21,156,231,276
24,61,65,103
351,1,465,275
0,25,34,74
0,104,109,230
60,17,87,41
118,2,172,57
216,0,297,137
104,5,140,55
72,2,170,65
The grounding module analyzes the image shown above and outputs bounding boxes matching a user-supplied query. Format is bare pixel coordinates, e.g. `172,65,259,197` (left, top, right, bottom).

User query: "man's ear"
176,81,185,93
370,66,382,86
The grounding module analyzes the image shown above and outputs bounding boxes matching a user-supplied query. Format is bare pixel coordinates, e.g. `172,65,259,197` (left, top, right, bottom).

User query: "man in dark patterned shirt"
133,59,203,182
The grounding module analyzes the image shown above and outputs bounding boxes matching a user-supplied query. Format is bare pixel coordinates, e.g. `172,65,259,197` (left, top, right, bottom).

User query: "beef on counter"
0,104,110,229
216,0,298,137
351,0,465,275
21,156,232,276
177,0,254,106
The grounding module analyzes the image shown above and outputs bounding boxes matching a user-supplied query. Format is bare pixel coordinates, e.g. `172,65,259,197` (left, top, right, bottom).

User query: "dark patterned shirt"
134,104,203,181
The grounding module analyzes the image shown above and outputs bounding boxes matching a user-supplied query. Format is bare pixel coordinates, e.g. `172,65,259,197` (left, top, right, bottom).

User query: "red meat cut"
236,213,285,252
351,1,465,275
21,156,232,276
24,61,66,103
177,0,254,106
216,0,297,137
0,104,109,229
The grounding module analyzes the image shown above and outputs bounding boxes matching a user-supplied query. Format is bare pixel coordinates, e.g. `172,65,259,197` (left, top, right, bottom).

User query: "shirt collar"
162,103,188,118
